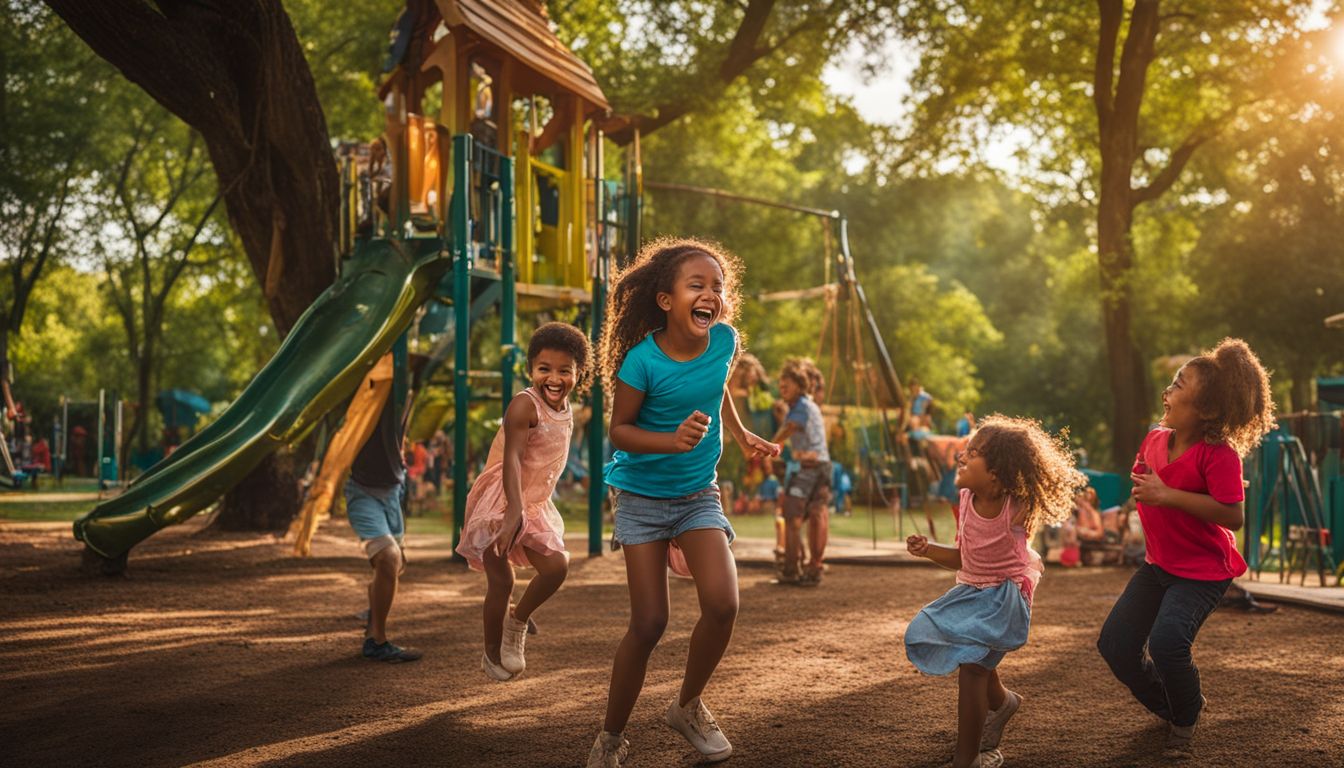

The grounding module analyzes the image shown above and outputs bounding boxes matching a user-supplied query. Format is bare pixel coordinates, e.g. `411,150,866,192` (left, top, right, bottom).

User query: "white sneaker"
480,653,513,682
981,689,1021,750
665,697,732,762
500,612,527,674
972,749,1004,768
586,730,629,768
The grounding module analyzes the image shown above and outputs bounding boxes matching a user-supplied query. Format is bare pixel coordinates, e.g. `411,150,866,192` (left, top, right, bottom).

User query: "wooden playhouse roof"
437,0,610,113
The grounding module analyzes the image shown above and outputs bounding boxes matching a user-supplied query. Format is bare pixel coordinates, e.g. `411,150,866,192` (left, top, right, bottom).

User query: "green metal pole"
589,176,608,556
451,134,473,554
499,156,517,410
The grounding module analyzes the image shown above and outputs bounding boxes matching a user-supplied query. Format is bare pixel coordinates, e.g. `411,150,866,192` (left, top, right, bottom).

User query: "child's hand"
1130,471,1172,506
740,430,782,460
672,411,712,452
493,509,523,557
906,534,930,558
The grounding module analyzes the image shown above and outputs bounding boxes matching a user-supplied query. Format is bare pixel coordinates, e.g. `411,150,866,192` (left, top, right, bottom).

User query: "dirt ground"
3,520,1342,768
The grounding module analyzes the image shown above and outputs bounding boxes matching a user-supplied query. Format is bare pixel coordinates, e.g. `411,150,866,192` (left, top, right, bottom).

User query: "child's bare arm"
722,384,780,459
906,535,962,570
609,380,706,454
1131,473,1244,530
495,394,537,554
771,419,798,445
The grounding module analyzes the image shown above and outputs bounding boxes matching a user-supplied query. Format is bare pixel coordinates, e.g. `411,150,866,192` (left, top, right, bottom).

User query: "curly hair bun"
1189,338,1276,456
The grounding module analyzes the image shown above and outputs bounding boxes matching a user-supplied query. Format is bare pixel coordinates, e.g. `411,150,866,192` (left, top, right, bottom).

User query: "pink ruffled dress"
455,388,571,570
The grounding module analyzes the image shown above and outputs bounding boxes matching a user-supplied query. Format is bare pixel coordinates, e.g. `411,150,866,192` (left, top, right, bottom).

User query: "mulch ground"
2,519,1341,768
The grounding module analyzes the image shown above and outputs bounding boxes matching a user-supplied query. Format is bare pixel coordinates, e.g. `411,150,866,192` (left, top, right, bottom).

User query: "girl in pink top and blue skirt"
1097,339,1276,758
905,416,1084,768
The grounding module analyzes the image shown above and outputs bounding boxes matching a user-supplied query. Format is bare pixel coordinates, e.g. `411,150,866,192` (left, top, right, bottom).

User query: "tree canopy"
4,0,1338,496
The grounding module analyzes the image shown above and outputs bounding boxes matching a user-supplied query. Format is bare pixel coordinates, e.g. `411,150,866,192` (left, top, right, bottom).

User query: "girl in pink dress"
456,322,592,681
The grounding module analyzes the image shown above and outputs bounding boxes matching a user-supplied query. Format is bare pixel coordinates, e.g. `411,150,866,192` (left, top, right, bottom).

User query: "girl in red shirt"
1097,338,1275,758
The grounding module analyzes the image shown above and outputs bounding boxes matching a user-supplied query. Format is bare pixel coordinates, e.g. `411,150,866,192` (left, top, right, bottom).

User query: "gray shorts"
782,463,832,520
612,485,734,547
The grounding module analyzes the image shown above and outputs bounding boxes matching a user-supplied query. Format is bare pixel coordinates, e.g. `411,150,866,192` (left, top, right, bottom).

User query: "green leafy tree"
891,0,1320,464
0,4,108,419
91,101,223,459
1192,78,1344,409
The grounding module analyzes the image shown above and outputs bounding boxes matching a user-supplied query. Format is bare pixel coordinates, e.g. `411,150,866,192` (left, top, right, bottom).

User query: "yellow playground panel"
364,0,610,296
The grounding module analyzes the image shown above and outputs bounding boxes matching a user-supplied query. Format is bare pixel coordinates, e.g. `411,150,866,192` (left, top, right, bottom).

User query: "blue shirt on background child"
786,394,829,462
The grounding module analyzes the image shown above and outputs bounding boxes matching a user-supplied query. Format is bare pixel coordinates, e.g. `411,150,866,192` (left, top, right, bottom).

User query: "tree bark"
1094,0,1161,467
45,0,338,529
215,448,305,532
43,0,338,332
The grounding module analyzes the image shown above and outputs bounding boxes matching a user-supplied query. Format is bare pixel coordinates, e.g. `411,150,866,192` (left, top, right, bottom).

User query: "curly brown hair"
779,357,825,400
597,237,743,397
971,415,1087,536
1181,338,1276,457
527,322,593,388
779,358,810,390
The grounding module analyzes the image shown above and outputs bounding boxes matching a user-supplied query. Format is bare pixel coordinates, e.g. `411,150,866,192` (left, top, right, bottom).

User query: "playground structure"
71,0,914,567
1243,410,1344,585
73,0,632,566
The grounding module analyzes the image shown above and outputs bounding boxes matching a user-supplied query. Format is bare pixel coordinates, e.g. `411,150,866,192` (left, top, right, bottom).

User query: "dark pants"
1097,563,1230,727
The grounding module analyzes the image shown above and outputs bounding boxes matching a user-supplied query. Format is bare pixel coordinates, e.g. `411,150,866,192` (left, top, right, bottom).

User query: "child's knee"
629,613,668,648
372,547,403,579
1096,621,1134,662
1146,629,1192,669
541,554,569,582
703,594,739,628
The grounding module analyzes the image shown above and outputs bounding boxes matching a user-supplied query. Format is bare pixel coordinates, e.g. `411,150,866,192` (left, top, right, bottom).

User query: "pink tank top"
955,489,1043,605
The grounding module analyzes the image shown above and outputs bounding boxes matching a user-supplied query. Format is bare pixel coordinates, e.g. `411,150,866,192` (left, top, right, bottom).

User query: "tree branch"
1129,131,1210,206
608,0,782,144
156,191,224,309
1094,0,1122,135
42,0,217,127
1111,0,1160,151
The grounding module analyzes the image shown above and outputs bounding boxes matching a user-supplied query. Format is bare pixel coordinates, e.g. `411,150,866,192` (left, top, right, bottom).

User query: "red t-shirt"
1133,428,1247,580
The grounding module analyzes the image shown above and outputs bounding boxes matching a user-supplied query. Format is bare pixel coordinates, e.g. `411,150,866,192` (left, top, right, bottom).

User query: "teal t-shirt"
604,323,737,498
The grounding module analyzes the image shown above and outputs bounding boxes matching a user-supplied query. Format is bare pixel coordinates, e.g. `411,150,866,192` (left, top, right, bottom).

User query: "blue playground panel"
1081,468,1130,511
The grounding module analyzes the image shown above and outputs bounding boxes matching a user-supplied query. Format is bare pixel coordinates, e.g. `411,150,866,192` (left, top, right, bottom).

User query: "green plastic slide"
74,238,450,561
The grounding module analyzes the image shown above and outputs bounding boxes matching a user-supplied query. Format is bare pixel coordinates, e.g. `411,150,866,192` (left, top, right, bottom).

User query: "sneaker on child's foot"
1164,723,1196,758
586,730,629,768
500,612,527,674
972,749,1004,768
480,652,513,681
361,637,422,663
799,566,823,587
665,697,732,762
981,689,1021,750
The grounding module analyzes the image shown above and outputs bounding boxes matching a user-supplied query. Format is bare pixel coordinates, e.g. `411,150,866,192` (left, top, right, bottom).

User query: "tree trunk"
1094,0,1162,468
215,449,304,532
1096,201,1152,467
45,0,339,530
1289,363,1315,413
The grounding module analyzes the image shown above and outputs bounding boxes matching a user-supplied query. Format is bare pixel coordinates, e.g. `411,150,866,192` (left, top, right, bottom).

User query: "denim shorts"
345,478,405,559
612,485,734,547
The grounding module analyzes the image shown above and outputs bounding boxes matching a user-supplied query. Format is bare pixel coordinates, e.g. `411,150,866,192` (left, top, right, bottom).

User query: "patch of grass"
403,490,957,545
0,500,96,522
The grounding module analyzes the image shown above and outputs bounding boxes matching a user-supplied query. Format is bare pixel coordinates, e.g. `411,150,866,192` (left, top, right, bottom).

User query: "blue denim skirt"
905,580,1031,675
